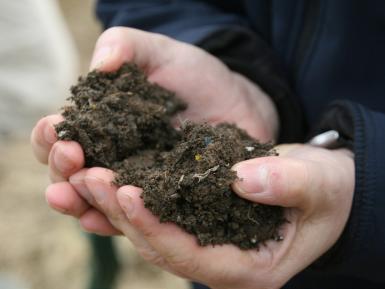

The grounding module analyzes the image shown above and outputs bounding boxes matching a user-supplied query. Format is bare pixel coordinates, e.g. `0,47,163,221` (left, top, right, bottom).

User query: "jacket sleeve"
310,100,385,283
95,0,305,143
96,0,248,44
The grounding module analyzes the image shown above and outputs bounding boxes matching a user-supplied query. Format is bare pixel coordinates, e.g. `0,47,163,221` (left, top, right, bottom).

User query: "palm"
104,144,354,289
97,28,278,142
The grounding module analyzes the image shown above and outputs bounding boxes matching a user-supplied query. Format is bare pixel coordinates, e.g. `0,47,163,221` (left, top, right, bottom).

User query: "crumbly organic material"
56,63,285,249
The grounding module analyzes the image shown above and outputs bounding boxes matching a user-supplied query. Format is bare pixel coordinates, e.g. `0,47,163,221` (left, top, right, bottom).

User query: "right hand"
35,143,354,289
31,27,279,234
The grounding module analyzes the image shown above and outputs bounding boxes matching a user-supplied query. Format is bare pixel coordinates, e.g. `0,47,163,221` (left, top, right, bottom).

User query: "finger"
81,170,172,270
83,168,157,244
48,140,85,182
79,208,122,236
70,167,117,219
69,169,97,207
70,168,123,236
71,166,127,226
117,186,203,278
45,182,89,217
31,115,64,164
82,168,149,243
231,156,324,210
83,167,120,216
46,182,120,235
116,186,256,283
90,27,171,72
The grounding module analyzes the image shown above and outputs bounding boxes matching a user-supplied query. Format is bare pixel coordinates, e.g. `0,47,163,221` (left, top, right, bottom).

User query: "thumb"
231,155,321,210
90,27,172,72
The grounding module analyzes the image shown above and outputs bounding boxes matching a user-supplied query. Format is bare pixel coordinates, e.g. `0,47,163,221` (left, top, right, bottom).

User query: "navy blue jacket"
96,1,385,288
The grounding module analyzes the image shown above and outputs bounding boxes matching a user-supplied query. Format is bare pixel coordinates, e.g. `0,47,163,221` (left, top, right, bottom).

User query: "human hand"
47,144,354,288
88,27,279,141
31,27,279,232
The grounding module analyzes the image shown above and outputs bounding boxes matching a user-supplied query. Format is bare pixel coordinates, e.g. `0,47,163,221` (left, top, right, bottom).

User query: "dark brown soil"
56,63,285,249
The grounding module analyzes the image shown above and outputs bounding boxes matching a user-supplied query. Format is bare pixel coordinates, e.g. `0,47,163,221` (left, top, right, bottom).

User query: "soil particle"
56,63,285,249
56,63,185,168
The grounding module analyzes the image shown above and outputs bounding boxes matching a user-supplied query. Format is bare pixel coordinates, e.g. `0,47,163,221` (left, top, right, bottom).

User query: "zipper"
292,0,321,77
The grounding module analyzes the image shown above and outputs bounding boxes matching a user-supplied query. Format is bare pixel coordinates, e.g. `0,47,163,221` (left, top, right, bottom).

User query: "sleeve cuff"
309,100,385,283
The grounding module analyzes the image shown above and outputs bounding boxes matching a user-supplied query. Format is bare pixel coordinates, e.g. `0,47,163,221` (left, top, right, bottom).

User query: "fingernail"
53,146,75,173
44,124,57,144
90,46,113,70
232,162,268,194
120,192,134,218
51,204,69,214
85,177,107,204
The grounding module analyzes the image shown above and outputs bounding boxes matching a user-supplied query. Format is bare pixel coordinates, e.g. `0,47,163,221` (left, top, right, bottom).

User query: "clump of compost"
56,63,285,249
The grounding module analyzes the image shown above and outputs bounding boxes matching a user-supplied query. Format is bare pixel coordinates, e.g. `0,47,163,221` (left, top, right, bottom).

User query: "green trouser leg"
87,234,120,289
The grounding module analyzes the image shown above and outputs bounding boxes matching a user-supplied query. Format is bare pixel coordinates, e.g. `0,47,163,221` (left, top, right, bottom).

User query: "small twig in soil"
177,174,185,189
177,114,189,129
192,165,220,183
57,130,67,138
247,206,261,226
169,193,180,200
245,146,255,152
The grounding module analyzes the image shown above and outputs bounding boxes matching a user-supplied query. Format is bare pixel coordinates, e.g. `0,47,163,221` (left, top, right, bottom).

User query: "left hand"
46,144,354,289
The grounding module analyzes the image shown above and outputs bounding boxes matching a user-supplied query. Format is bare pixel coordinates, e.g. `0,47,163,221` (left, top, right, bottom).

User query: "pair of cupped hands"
31,28,354,289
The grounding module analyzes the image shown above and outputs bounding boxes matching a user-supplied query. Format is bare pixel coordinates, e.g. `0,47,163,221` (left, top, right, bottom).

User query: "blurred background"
0,0,188,288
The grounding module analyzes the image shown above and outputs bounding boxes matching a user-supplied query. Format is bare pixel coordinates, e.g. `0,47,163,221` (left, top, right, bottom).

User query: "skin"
31,26,279,227
31,27,355,289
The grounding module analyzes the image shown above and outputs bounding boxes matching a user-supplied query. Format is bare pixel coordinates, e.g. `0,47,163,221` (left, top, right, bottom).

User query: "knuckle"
140,225,158,240
100,26,141,45
85,167,102,177
264,159,287,196
153,32,173,46
265,158,311,207
101,26,126,39
33,115,62,146
128,217,160,241
137,247,165,267
32,117,48,146
166,253,200,276
108,208,127,224
96,27,129,50
49,170,65,183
